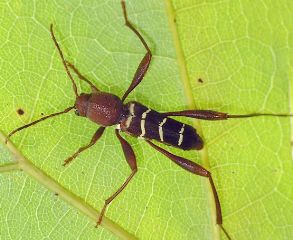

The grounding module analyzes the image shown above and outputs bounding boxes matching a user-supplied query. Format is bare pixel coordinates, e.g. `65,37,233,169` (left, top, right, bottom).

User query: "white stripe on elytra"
178,124,185,146
158,118,167,141
125,103,135,128
139,108,151,137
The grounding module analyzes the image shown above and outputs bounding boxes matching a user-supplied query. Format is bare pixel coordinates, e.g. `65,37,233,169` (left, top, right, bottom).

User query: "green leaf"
1,1,293,240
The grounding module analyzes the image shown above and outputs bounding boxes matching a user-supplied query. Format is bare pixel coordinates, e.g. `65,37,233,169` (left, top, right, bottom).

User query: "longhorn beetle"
5,1,293,239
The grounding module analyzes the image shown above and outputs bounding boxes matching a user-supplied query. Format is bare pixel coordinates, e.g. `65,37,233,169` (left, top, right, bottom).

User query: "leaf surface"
0,1,293,239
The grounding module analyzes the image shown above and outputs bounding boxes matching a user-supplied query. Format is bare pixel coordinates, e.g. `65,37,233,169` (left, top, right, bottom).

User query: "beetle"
5,1,292,239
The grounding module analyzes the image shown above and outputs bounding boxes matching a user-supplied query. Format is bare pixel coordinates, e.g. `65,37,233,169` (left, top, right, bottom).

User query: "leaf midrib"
164,0,218,239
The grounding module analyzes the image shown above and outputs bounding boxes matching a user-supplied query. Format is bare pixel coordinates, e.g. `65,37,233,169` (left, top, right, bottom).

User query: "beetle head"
75,93,90,117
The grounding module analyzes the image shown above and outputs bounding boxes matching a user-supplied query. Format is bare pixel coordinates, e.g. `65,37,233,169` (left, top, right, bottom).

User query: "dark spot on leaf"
198,78,203,83
17,108,25,115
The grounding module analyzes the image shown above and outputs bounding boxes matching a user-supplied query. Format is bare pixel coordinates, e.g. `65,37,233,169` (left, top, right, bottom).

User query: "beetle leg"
163,110,293,120
63,127,105,166
121,0,152,102
96,129,137,226
66,61,100,93
146,140,232,240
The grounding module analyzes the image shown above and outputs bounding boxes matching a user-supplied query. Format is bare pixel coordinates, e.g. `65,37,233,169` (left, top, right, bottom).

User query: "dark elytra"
5,1,293,239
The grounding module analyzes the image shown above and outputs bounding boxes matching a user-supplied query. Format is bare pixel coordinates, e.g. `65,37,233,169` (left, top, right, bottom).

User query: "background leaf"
1,1,293,240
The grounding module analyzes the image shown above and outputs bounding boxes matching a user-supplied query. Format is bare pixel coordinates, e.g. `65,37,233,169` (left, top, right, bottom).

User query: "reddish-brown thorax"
75,92,123,126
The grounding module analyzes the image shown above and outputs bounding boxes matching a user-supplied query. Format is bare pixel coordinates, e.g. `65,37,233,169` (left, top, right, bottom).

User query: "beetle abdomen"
120,101,203,150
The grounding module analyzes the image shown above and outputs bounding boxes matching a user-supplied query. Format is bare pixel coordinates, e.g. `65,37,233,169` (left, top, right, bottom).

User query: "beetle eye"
75,110,80,116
